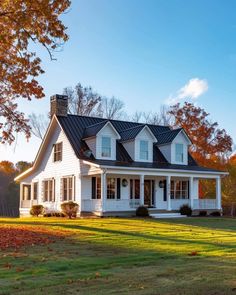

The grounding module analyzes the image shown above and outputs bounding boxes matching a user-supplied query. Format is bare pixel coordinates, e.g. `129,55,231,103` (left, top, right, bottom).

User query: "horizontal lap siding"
22,124,80,209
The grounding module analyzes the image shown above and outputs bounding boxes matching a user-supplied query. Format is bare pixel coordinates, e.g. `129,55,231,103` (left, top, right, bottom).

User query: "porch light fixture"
159,180,165,188
122,179,128,187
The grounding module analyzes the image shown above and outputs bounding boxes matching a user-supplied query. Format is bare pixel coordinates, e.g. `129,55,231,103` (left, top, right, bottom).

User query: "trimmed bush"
30,205,44,217
179,204,192,216
210,211,221,217
199,210,207,217
136,206,149,217
61,201,79,219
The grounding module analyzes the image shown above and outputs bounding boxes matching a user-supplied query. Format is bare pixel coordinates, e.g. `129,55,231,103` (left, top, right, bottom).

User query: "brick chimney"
50,94,68,118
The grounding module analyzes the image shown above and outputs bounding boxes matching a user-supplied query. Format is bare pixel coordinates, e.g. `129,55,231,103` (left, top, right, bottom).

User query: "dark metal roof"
56,114,221,173
83,120,108,139
119,125,145,142
156,128,182,145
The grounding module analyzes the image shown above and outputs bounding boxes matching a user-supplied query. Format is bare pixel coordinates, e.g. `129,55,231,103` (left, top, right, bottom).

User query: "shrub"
43,211,66,218
179,204,192,216
30,205,44,217
210,211,221,217
199,210,207,217
136,206,149,217
61,201,79,219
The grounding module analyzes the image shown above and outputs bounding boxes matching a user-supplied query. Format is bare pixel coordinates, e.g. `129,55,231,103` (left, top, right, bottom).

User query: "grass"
0,217,236,294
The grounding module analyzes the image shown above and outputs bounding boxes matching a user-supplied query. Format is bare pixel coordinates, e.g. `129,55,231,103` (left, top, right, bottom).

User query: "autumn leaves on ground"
0,217,236,295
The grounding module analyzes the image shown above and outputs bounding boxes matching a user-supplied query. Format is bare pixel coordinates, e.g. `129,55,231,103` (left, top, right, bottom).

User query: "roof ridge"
119,124,144,133
84,120,108,129
157,127,182,135
66,114,171,129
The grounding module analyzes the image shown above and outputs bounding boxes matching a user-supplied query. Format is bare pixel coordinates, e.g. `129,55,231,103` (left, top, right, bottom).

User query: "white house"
15,94,227,217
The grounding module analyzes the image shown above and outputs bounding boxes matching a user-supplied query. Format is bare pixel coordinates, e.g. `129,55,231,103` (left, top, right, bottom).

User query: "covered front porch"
81,168,222,216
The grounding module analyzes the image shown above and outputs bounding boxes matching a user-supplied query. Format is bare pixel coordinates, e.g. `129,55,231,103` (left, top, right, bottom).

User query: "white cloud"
166,78,208,105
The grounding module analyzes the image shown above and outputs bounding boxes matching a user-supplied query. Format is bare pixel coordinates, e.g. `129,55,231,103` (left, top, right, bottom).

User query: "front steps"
150,212,187,219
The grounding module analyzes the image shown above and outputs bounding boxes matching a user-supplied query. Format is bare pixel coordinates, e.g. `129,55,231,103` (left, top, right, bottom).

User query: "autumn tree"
0,0,71,144
63,83,103,117
169,102,233,167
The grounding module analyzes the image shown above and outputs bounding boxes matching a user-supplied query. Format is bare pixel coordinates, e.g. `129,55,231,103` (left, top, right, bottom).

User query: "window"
140,140,148,160
62,176,74,201
175,143,184,162
54,142,62,162
101,136,111,157
43,179,55,202
33,182,38,200
92,177,101,199
170,180,188,199
23,185,31,201
130,179,140,199
107,178,116,199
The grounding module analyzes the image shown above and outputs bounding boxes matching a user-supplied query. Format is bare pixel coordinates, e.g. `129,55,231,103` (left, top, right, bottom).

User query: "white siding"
193,179,199,199
85,137,96,157
171,131,189,165
123,141,135,159
22,123,80,211
96,123,119,160
158,131,190,165
159,145,171,163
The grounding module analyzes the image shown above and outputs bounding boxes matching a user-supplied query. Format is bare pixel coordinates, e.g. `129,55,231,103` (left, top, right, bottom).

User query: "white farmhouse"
15,95,226,217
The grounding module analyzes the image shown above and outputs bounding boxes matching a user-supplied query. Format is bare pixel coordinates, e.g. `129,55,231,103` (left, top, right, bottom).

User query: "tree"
168,102,233,167
29,113,49,140
101,96,125,120
131,106,172,126
0,0,71,144
15,161,32,174
64,83,103,117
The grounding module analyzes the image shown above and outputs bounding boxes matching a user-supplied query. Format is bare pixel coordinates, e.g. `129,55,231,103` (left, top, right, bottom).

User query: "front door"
144,180,152,207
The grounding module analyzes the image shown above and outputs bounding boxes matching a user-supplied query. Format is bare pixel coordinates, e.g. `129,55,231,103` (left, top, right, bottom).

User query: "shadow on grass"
0,218,236,252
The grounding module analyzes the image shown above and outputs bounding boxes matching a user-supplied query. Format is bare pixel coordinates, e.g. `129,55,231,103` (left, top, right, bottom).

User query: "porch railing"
82,199,102,212
81,199,141,212
193,199,217,210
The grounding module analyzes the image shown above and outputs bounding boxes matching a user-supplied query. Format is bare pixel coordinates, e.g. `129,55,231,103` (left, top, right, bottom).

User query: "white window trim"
101,136,112,158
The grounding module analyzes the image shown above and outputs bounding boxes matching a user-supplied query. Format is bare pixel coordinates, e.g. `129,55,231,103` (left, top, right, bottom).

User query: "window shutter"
42,181,45,202
117,178,121,199
60,178,63,202
53,179,56,202
92,177,96,199
73,175,76,201
163,180,167,201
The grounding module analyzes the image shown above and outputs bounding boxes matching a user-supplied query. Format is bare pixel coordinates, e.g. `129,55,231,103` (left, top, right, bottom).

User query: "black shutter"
163,180,167,201
152,180,155,206
92,177,96,199
117,178,121,199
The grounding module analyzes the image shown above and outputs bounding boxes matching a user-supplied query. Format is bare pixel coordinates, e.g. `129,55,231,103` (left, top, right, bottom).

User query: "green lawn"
0,217,236,295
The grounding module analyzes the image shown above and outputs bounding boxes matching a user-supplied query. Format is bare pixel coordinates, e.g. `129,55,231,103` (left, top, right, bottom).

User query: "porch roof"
83,158,227,174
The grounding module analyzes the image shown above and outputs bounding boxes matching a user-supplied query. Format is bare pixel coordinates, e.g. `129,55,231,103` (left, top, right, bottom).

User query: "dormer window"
101,136,111,158
175,143,184,163
140,140,148,160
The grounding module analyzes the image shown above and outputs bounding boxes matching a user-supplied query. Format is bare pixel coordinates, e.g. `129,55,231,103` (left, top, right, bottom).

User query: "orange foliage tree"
169,102,233,168
0,0,71,144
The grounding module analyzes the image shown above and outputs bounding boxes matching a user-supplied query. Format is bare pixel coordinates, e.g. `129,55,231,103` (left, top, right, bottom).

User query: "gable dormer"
120,125,157,162
83,121,120,160
157,128,191,165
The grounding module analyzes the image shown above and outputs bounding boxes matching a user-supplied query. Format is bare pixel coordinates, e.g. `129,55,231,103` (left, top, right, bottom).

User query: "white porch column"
189,177,194,209
101,171,107,213
216,177,222,210
140,174,144,205
166,175,171,211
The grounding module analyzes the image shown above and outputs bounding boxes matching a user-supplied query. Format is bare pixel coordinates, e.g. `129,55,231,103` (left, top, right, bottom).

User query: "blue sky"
1,0,236,162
